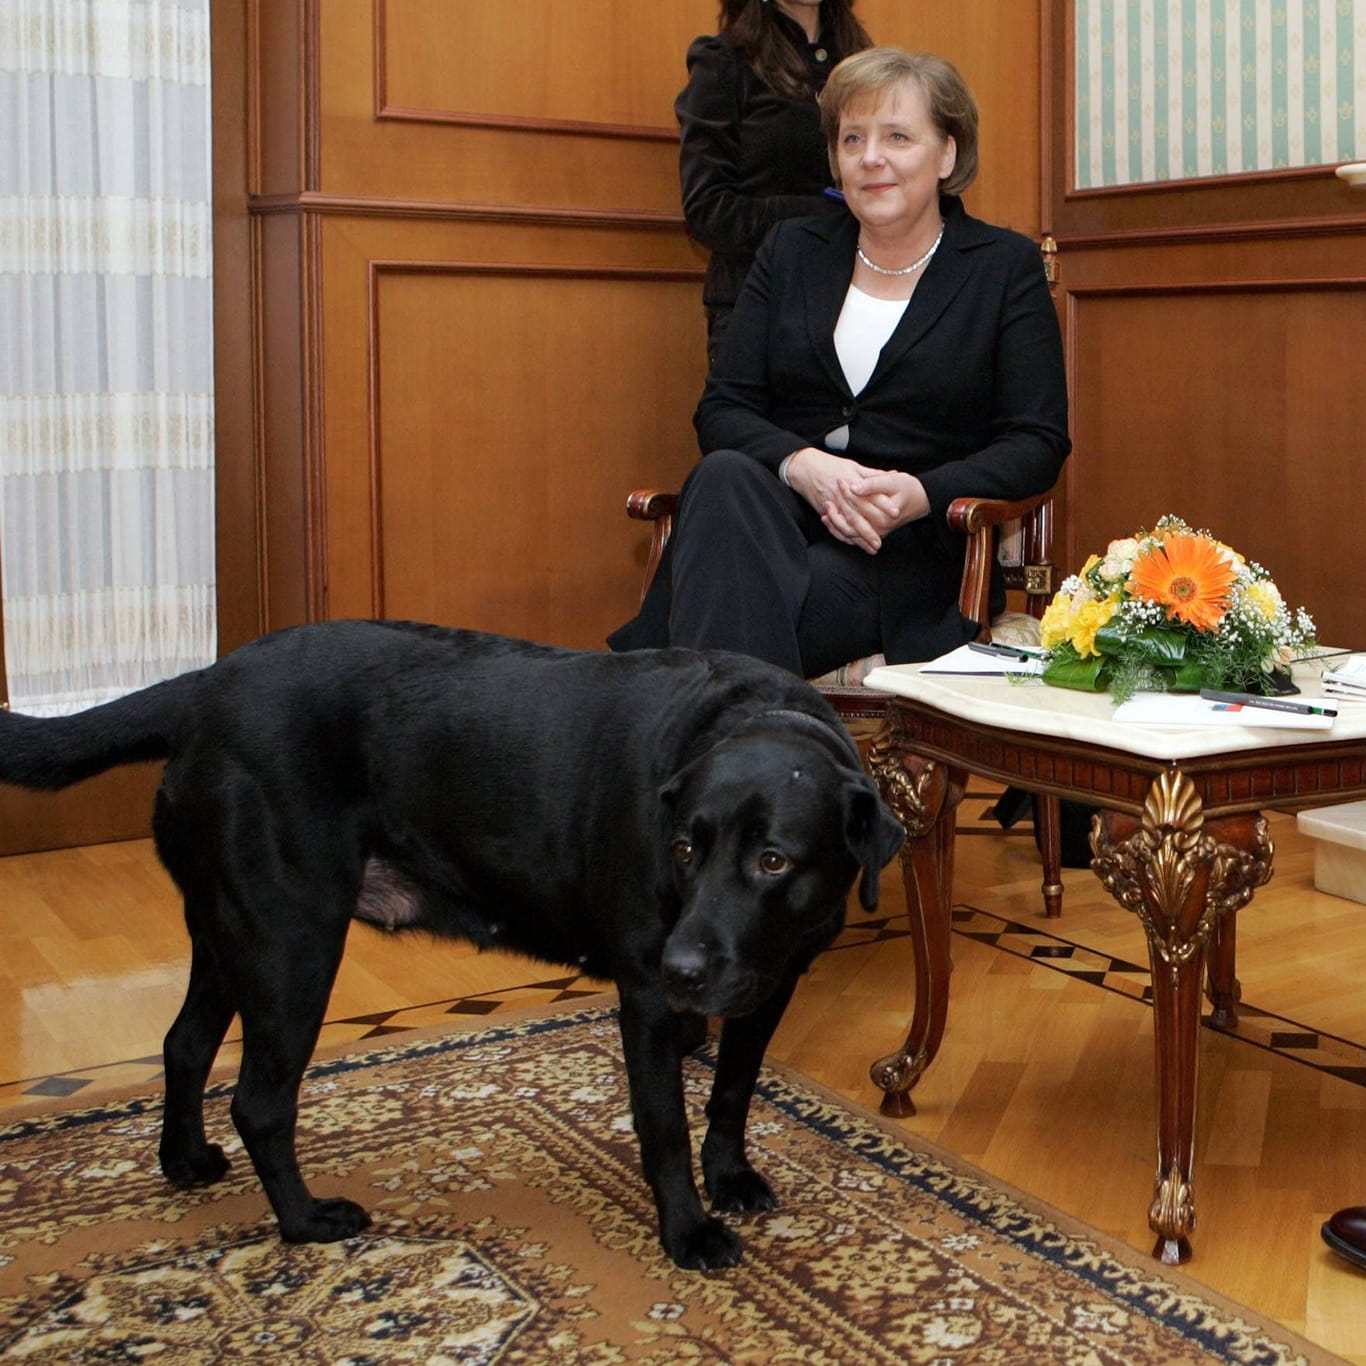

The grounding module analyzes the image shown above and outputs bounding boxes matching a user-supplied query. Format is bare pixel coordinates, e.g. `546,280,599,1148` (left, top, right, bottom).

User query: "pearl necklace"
856,224,945,277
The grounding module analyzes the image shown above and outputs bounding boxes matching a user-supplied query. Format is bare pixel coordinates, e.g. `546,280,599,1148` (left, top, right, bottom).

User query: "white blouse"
825,284,909,451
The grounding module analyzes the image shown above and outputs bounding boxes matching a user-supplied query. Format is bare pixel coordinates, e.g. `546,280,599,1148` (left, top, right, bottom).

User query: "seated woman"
611,47,1071,677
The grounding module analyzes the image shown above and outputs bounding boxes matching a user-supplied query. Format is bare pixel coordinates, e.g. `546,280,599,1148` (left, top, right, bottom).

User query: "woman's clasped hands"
784,447,929,553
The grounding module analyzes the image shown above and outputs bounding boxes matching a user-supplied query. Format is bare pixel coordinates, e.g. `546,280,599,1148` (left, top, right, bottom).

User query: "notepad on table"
1322,655,1366,699
1112,693,1334,729
919,643,1046,677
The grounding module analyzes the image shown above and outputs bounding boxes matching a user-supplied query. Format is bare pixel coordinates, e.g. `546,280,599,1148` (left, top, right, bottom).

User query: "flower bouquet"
1038,516,1316,703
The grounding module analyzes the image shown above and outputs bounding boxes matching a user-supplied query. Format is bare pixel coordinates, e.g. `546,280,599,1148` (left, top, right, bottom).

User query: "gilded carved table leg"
866,728,964,1118
1090,770,1273,1264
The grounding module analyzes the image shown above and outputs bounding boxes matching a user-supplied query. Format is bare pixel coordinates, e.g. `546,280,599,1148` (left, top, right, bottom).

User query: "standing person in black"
677,0,873,366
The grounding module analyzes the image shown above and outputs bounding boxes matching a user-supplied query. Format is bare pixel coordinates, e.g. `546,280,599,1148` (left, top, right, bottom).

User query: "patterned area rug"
0,1000,1344,1365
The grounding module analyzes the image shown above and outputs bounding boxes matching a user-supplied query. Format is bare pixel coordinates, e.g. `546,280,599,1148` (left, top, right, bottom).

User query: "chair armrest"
948,490,1056,635
626,489,679,603
946,490,1052,535
626,489,678,522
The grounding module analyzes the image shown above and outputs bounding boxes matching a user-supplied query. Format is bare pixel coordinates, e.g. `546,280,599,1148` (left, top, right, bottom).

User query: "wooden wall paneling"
250,0,314,197
0,767,165,860
369,266,704,645
375,0,716,132
315,212,706,638
1065,279,1366,649
317,0,708,213
214,0,262,656
253,208,318,631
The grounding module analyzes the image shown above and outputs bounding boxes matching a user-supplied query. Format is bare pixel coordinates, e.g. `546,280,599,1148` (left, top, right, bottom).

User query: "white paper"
919,643,1047,677
1322,656,1366,697
1112,693,1334,730
1324,655,1366,682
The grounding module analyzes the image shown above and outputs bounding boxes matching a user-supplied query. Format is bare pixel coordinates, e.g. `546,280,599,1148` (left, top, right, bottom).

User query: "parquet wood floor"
2,792,1363,1360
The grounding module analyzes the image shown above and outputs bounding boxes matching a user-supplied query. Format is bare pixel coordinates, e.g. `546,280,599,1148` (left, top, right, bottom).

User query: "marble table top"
863,655,1366,763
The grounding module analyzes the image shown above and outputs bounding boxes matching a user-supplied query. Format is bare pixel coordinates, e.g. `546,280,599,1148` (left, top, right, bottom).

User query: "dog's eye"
671,839,694,865
759,849,790,875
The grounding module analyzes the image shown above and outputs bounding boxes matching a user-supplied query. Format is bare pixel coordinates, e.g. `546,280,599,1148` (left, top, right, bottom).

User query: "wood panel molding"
249,193,685,230
372,107,677,143
248,0,320,196
1054,214,1366,253
1063,275,1366,300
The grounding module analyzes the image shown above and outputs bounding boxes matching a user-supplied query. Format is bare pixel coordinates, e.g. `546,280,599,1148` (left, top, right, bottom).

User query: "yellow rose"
1069,597,1118,656
1039,594,1074,651
1040,593,1117,657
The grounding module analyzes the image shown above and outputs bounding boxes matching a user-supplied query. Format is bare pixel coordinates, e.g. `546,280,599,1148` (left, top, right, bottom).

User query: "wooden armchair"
626,485,1066,916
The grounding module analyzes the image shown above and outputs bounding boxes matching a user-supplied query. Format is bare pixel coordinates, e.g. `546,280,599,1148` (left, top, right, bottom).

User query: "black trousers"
608,450,979,672
610,450,882,676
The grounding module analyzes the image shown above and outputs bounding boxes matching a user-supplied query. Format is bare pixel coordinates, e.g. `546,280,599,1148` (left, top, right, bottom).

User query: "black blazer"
697,196,1070,513
675,31,846,311
690,196,1072,660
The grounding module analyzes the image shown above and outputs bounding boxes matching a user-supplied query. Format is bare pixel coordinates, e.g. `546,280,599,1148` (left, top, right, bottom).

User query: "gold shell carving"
1091,769,1273,981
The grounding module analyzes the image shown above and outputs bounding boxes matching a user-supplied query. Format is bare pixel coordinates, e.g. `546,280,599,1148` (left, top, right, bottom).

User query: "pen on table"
1199,688,1338,718
969,641,1034,662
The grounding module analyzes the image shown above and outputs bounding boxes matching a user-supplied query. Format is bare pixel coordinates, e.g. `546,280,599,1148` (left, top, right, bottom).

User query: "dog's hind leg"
159,927,236,1188
700,976,798,1214
228,912,370,1244
617,989,743,1270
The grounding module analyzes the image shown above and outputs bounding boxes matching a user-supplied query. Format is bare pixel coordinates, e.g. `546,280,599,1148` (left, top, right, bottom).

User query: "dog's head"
655,725,903,1018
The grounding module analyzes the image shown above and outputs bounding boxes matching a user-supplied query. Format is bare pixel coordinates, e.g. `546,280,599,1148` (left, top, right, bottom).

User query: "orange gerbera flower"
1127,533,1237,631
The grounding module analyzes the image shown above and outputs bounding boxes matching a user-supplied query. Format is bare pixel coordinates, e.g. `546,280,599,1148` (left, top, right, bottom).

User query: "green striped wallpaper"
1075,0,1365,188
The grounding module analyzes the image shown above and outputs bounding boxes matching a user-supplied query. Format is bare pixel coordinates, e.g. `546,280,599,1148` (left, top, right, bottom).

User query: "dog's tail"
0,671,199,791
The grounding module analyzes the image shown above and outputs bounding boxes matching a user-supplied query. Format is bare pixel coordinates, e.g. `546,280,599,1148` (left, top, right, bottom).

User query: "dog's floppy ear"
653,766,692,908
843,773,905,910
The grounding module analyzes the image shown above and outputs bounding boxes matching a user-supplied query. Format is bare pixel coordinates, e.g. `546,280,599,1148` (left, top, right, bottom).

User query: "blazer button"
841,403,855,418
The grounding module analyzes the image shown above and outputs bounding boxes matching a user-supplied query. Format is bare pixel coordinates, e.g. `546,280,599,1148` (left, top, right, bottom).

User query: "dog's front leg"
616,991,742,1270
700,976,797,1214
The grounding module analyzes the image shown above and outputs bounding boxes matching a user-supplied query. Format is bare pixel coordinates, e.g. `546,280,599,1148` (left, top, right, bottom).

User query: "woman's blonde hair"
819,48,979,196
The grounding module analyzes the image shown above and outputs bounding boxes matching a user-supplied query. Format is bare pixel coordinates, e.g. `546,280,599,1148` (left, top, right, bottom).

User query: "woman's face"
835,81,956,233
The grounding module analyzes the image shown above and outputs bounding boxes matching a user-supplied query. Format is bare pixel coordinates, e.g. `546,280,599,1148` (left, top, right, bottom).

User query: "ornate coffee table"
862,660,1366,1264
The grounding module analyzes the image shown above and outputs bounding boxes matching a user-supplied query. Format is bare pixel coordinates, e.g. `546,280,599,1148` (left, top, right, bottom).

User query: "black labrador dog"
0,621,903,1270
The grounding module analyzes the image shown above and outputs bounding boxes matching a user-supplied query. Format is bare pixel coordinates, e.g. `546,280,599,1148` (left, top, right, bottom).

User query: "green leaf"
1094,623,1189,666
1042,655,1110,691
1168,657,1209,692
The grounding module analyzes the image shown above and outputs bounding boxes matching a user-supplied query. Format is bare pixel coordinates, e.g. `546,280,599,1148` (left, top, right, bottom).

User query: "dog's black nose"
661,943,710,1000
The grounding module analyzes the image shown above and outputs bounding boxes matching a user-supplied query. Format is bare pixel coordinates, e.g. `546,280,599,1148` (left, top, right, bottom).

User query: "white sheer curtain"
0,0,216,717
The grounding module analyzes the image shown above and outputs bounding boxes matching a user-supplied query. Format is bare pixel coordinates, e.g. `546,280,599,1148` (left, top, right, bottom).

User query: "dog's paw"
279,1197,373,1244
707,1167,776,1214
160,1142,230,1188
663,1215,744,1271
